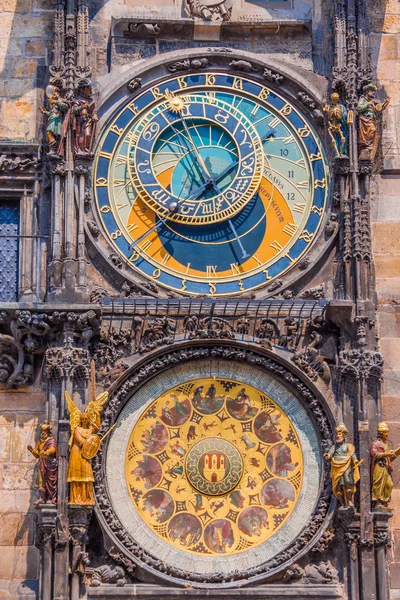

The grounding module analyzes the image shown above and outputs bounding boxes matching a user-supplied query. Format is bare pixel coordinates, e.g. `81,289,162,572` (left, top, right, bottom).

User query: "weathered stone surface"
0,546,38,579
0,513,35,546
2,464,35,490
12,58,38,77
382,397,400,421
0,0,33,10
380,339,400,370
0,491,33,514
375,254,400,278
0,426,11,462
11,426,37,463
24,39,47,56
390,562,400,589
372,223,400,254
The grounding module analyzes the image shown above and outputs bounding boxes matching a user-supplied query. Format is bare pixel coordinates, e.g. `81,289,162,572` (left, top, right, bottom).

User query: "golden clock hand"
128,177,215,250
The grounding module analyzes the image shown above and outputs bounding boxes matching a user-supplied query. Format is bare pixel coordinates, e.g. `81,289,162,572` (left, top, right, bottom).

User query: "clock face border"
93,344,334,588
90,55,332,298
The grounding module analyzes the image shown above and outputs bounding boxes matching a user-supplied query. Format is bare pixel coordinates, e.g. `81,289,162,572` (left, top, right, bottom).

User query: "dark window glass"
0,200,20,302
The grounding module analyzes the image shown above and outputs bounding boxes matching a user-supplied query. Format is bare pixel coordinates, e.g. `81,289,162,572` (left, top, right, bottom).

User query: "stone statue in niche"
356,84,390,160
72,83,99,157
370,421,400,508
27,422,59,505
66,367,108,505
187,0,233,21
41,85,69,155
324,423,361,507
322,92,349,157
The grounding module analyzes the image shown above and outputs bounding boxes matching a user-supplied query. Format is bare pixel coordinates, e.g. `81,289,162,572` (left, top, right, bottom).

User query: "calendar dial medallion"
94,72,330,296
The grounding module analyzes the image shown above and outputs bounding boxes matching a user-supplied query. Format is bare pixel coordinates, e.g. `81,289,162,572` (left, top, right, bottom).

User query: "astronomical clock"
90,62,334,588
93,71,330,297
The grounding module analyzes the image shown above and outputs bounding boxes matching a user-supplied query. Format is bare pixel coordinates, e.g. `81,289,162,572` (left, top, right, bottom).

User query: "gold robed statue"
370,422,400,508
66,366,109,505
324,423,361,507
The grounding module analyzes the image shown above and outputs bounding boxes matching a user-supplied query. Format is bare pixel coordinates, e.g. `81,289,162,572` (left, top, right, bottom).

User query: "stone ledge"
88,585,342,599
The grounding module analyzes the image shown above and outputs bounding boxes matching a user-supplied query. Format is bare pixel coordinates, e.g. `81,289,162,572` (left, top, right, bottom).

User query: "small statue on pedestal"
28,422,59,505
356,84,390,160
324,423,361,507
322,92,349,157
370,422,400,508
40,85,69,155
66,376,109,505
72,83,99,157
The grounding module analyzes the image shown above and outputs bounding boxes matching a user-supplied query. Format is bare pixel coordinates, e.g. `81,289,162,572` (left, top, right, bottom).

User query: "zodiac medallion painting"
125,378,303,555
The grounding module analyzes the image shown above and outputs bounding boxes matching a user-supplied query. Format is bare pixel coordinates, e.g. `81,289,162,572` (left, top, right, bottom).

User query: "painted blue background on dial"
94,72,330,295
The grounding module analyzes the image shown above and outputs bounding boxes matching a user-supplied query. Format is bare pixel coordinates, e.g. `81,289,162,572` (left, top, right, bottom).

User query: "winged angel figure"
65,390,108,505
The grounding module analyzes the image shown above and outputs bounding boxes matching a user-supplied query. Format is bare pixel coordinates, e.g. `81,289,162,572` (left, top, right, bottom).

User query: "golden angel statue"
65,381,108,506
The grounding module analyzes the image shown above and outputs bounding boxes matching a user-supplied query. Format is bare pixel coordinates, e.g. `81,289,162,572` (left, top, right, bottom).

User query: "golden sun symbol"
165,89,186,114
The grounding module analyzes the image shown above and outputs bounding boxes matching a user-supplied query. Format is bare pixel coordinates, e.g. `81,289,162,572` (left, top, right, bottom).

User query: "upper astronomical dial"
128,92,264,225
94,72,330,296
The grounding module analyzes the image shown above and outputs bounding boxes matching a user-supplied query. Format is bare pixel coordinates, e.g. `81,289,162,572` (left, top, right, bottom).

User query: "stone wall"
88,0,317,88
0,0,53,142
0,1,53,597
369,0,400,597
0,390,45,599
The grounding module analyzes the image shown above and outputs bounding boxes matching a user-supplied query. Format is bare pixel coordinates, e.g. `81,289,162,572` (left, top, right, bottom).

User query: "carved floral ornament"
93,344,334,587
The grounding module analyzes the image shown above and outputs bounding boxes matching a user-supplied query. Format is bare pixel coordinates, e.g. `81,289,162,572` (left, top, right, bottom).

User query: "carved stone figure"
40,86,68,155
323,92,349,157
187,0,232,21
66,383,108,505
324,423,361,507
371,422,400,507
356,84,390,160
168,58,209,73
72,83,99,157
28,422,58,504
90,565,126,587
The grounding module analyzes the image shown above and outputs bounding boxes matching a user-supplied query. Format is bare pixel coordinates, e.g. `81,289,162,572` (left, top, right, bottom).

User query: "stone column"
36,506,57,600
341,510,360,600
373,509,393,600
69,507,93,600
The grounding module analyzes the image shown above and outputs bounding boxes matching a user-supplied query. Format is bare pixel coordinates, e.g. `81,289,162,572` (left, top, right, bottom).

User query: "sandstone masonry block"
11,426,37,463
375,254,400,278
2,464,35,490
372,222,400,254
0,0,33,11
0,426,11,462
0,490,33,514
12,58,38,77
24,39,47,56
0,513,35,546
0,546,38,579
380,339,400,370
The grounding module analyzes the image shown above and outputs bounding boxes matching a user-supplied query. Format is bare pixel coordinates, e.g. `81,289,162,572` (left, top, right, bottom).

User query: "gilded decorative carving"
66,378,109,506
371,422,400,508
324,423,361,507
